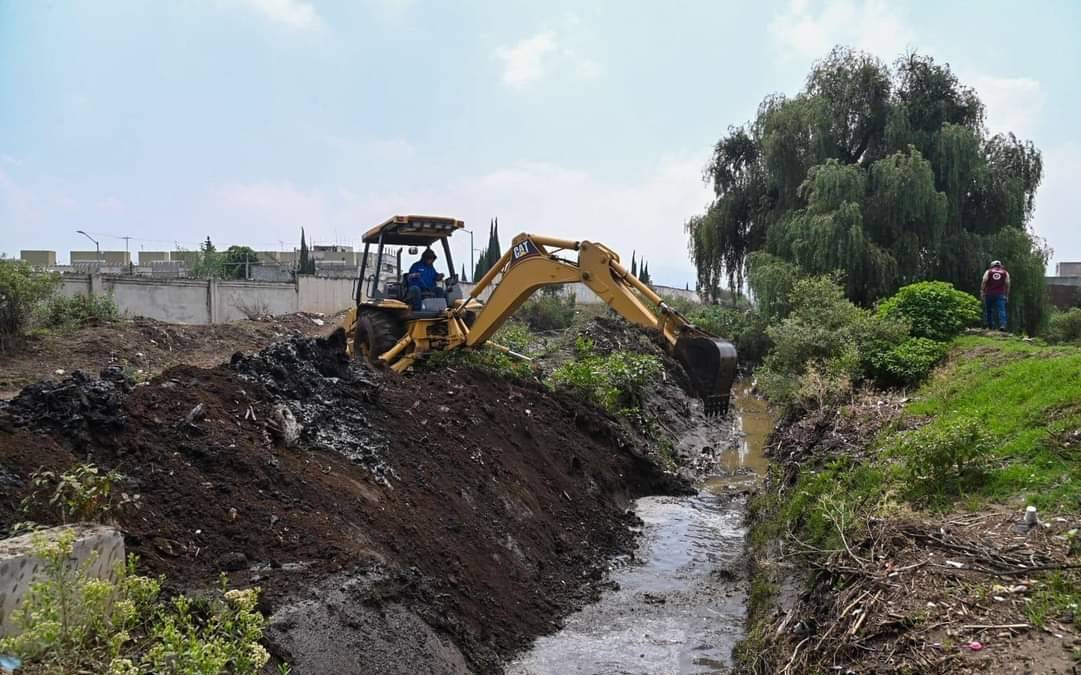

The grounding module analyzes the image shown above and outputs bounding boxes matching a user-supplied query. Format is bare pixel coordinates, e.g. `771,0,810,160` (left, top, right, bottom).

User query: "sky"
2,0,1079,286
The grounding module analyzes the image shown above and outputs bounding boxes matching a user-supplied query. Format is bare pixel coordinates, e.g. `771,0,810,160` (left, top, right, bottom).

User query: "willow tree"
687,48,1047,332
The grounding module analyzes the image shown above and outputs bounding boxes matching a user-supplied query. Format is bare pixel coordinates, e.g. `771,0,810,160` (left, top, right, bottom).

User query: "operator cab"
357,214,465,317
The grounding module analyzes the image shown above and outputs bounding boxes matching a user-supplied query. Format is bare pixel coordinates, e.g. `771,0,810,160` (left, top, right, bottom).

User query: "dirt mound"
0,329,682,673
0,313,334,400
1,366,132,444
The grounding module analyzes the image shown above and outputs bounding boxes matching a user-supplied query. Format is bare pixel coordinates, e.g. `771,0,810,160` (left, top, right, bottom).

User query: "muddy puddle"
507,384,771,675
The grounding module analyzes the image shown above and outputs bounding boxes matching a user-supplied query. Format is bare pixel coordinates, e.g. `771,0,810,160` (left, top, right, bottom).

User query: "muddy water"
507,385,771,675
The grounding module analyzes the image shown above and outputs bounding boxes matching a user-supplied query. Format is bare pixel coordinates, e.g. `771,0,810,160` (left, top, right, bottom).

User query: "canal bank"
507,385,771,675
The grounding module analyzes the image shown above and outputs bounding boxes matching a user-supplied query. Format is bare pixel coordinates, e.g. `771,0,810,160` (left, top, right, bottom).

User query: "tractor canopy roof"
362,215,464,246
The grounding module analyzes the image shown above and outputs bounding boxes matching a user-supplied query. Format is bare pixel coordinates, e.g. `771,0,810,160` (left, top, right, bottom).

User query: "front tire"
355,310,403,364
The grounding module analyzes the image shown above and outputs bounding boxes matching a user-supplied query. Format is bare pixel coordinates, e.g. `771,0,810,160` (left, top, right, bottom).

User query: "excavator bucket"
674,335,738,417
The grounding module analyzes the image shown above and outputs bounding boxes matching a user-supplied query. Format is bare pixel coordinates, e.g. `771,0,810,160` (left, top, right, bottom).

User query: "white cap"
991,260,1002,267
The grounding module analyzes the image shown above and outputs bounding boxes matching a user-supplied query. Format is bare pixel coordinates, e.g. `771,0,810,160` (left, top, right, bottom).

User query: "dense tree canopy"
687,48,1047,332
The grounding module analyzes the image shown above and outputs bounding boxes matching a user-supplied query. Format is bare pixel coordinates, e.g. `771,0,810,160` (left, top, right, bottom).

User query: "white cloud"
495,31,604,90
495,32,558,89
769,0,914,63
231,0,322,30
971,75,1044,139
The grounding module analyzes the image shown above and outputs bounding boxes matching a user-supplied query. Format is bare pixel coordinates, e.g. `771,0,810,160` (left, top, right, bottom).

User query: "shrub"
867,336,949,386
877,281,981,341
547,352,662,412
38,293,119,330
1046,308,1081,344
0,258,59,349
895,418,992,501
516,293,576,331
757,276,909,408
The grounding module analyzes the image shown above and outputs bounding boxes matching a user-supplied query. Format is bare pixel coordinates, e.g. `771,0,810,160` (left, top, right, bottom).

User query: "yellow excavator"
343,215,738,415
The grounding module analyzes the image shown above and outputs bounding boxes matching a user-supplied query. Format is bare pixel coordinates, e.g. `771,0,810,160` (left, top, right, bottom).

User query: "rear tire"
355,310,403,364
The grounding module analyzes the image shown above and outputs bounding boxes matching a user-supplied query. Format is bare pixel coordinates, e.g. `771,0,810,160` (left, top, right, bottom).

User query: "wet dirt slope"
0,329,683,673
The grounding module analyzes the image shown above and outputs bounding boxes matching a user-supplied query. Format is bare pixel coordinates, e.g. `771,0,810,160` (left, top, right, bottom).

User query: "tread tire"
355,310,403,364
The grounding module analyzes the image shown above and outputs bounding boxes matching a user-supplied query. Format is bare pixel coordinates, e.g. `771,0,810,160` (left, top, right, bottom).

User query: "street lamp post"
462,228,475,281
75,230,101,267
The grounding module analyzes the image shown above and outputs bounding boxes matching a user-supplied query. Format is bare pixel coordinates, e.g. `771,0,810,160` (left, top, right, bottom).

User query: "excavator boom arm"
455,233,737,414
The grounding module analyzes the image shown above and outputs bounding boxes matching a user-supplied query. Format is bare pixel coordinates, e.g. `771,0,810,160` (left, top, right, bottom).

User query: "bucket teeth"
704,395,730,417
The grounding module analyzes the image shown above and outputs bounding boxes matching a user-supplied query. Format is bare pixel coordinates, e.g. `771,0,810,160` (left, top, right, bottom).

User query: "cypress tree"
490,217,502,267
298,228,310,274
631,251,637,277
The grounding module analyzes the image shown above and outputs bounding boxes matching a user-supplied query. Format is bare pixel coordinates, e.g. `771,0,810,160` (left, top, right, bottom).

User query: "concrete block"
0,524,125,637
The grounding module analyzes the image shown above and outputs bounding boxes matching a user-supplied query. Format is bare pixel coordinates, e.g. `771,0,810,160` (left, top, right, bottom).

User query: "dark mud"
0,329,686,674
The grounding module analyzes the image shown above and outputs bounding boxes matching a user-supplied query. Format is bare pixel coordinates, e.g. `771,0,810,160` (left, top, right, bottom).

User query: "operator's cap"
422,248,437,260
991,259,1002,267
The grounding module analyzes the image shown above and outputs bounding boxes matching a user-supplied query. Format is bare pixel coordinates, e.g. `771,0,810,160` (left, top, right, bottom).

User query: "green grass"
759,336,1081,556
906,336,1081,509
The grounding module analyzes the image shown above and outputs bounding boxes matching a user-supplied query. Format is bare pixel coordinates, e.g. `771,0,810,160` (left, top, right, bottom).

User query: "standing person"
980,260,1010,331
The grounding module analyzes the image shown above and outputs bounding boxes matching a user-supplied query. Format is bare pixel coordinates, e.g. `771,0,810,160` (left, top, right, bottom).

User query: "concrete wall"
299,276,357,314
457,280,702,306
58,274,358,324
0,524,124,637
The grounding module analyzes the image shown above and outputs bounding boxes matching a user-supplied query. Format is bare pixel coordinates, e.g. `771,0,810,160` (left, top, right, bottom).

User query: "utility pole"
120,236,133,274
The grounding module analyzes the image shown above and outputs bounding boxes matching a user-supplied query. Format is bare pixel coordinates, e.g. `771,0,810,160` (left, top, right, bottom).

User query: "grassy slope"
783,335,1081,532
739,335,1081,669
908,335,1081,509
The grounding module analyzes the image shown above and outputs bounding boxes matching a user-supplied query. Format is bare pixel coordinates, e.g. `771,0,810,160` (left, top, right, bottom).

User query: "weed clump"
37,293,119,331
547,342,662,413
0,531,271,675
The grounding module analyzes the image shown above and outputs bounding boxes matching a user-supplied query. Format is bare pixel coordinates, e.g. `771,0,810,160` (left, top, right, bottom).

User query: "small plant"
876,281,981,341
493,322,532,353
547,351,662,412
895,419,992,501
0,530,161,673
37,293,119,331
1046,308,1081,344
516,293,576,331
20,464,137,526
573,335,595,356
0,532,274,674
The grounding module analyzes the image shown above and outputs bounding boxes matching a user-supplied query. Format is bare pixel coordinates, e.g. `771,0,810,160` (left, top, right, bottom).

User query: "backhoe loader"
343,215,738,415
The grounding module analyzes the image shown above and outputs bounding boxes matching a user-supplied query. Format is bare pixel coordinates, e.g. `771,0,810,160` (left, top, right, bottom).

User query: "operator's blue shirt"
408,260,439,290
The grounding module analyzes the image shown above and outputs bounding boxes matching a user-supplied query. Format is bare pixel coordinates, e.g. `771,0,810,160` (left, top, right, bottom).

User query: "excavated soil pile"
0,329,682,673
0,313,333,399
